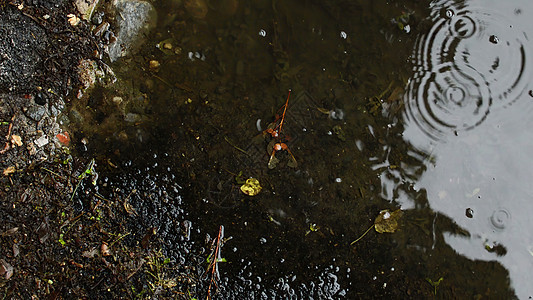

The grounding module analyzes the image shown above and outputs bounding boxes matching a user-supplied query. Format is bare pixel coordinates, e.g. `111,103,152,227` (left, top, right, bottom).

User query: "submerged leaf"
240,178,262,196
374,209,403,233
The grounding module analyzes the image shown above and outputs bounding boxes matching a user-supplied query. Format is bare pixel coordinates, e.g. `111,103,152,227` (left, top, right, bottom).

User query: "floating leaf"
351,209,403,245
240,178,262,196
332,125,346,141
374,209,403,233
156,38,179,55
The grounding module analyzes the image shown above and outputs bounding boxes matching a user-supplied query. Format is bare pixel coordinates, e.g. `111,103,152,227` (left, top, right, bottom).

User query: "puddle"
67,0,527,298
399,0,533,298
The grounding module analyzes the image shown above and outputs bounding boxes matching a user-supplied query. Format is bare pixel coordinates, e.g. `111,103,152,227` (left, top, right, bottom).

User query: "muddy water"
70,0,528,298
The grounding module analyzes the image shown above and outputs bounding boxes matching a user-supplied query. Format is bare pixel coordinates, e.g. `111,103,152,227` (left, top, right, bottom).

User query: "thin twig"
207,225,224,300
277,89,291,134
350,224,375,245
41,167,65,179
0,113,16,154
224,136,249,156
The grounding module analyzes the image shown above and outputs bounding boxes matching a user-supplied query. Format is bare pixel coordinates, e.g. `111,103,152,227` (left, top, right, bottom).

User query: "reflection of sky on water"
399,0,533,298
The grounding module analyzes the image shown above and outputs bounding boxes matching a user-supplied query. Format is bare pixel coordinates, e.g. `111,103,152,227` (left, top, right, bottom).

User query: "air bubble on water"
445,9,455,19
340,31,347,39
490,208,510,230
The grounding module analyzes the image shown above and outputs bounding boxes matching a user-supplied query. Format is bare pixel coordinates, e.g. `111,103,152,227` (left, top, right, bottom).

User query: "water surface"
401,0,533,298
68,0,531,297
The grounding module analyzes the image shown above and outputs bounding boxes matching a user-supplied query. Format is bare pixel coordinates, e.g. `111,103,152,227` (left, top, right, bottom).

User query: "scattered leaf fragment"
82,247,98,258
332,125,346,141
58,233,66,246
13,243,20,257
426,277,444,295
56,131,70,146
67,13,80,26
1,227,19,237
374,209,403,233
11,135,22,146
0,259,14,280
36,218,50,243
3,166,16,176
240,178,262,196
101,242,111,256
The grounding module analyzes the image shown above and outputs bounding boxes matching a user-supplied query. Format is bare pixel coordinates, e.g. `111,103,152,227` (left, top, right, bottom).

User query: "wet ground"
2,0,530,299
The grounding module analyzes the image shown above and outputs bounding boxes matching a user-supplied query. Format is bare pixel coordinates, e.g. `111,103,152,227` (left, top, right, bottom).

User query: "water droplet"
340,31,347,39
445,86,466,105
465,207,474,218
490,208,510,230
450,15,476,38
445,9,455,19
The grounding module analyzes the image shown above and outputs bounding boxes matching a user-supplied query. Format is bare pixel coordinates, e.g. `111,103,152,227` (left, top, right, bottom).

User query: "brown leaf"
101,242,111,256
374,209,403,233
0,259,13,280
36,218,50,243
13,243,20,257
0,227,18,237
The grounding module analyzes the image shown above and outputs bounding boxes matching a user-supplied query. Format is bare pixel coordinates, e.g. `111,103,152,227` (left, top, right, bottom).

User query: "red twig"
206,225,224,300
277,89,291,135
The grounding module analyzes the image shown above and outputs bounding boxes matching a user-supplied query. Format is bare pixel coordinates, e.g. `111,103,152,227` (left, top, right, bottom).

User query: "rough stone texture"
74,0,99,20
107,0,157,62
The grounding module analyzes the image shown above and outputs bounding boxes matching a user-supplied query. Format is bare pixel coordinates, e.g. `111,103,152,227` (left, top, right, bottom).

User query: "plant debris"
240,178,262,196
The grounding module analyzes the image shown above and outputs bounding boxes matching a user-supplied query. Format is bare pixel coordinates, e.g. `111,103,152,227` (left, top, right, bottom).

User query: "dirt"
0,1,198,298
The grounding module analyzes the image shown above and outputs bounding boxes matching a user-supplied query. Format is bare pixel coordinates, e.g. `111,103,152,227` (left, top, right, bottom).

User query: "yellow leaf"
240,178,262,196
374,209,403,233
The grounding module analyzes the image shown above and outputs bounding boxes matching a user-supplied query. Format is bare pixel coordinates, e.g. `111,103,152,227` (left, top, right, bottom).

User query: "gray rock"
24,106,47,122
69,108,84,124
107,0,157,62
